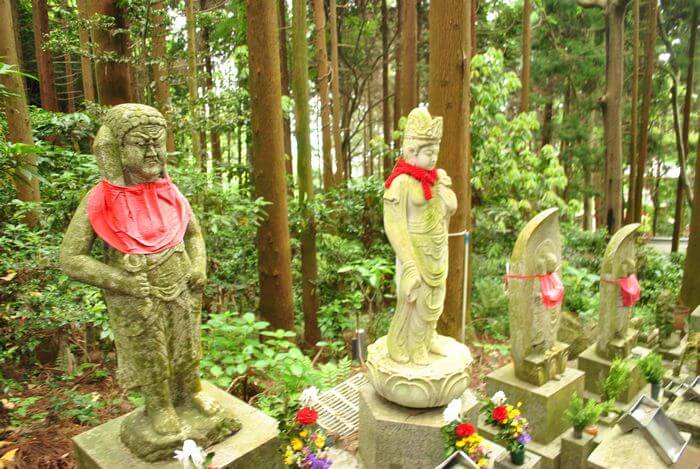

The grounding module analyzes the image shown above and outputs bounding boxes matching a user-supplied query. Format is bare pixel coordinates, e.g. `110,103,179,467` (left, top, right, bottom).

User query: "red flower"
296,407,318,425
492,405,508,423
455,422,476,438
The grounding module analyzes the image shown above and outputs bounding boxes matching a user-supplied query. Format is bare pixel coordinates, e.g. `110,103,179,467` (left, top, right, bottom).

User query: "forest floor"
0,334,508,469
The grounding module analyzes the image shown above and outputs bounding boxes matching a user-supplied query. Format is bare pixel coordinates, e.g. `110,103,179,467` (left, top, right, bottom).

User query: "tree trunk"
292,0,320,344
681,107,700,310
471,0,478,56
199,4,222,175
381,0,392,178
626,0,639,223
61,0,76,113
329,0,345,182
428,0,472,342
520,0,531,113
400,0,418,116
245,0,295,331
31,0,58,111
185,0,202,168
278,0,293,177
632,0,656,223
312,0,334,190
90,0,134,105
76,0,95,103
393,0,402,151
151,0,175,152
541,98,553,148
0,0,41,226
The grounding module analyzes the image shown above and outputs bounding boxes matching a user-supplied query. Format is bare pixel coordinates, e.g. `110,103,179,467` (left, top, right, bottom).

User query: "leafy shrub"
637,353,664,384
564,393,603,431
602,358,632,402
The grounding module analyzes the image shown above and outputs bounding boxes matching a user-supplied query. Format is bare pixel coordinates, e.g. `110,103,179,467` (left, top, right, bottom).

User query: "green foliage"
602,358,632,402
637,353,664,385
564,393,603,431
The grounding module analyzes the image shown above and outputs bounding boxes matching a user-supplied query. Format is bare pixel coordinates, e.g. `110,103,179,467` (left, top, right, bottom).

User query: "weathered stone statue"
365,107,472,408
596,223,641,359
507,207,569,386
656,290,681,350
60,104,238,461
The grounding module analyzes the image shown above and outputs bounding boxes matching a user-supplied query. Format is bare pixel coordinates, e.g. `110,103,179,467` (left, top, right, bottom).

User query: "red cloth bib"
87,178,192,254
505,271,565,310
604,274,641,307
385,158,438,200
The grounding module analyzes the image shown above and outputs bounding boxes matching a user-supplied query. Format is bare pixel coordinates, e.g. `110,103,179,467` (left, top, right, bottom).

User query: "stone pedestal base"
587,426,691,469
365,335,472,408
495,451,542,469
577,344,649,404
73,382,281,469
358,382,479,469
659,336,688,363
560,429,597,469
666,397,700,447
485,363,584,444
478,417,562,469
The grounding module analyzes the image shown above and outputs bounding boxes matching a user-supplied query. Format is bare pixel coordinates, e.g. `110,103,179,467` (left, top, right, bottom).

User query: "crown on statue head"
404,105,443,141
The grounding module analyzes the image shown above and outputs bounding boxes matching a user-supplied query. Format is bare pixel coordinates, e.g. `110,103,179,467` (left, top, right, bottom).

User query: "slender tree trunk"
278,0,294,177
651,159,661,235
76,0,95,103
626,0,639,223
681,106,700,310
61,0,76,113
632,0,656,223
381,0,392,178
292,0,320,344
541,98,553,148
329,0,345,182
151,0,175,152
245,0,295,331
90,0,134,105
312,0,334,190
429,0,472,342
393,0,403,151
1,0,40,226
31,0,58,111
185,0,202,167
471,0,478,56
400,0,418,116
520,0,531,113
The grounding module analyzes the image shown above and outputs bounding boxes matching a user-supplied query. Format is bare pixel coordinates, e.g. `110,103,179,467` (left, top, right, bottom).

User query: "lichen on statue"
59,104,239,461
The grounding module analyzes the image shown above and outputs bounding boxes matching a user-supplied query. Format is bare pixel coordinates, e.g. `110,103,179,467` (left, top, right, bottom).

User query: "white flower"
174,439,204,469
299,386,320,406
490,390,507,406
443,398,462,423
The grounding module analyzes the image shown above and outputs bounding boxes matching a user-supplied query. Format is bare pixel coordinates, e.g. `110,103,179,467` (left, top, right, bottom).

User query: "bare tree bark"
76,0,96,103
329,0,345,182
400,0,418,116
312,0,334,190
61,0,76,113
245,0,295,330
151,0,175,152
520,0,531,113
381,0,392,178
626,0,639,223
680,105,700,310
429,0,472,341
32,0,59,111
185,0,202,167
278,0,293,177
393,0,402,151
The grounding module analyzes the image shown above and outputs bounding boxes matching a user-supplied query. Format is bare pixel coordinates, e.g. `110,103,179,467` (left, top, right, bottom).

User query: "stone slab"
495,450,542,469
659,337,688,363
477,416,561,469
560,429,597,469
358,383,480,469
587,425,692,469
666,397,700,447
73,382,281,469
485,363,584,444
577,344,649,403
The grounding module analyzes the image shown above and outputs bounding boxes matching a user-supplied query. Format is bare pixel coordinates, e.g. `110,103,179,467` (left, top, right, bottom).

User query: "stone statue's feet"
389,352,410,364
429,337,450,356
150,407,182,435
412,349,430,366
191,392,221,416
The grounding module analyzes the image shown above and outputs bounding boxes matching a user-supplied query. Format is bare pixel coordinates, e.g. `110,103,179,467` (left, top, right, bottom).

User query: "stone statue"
508,208,569,386
656,290,681,350
596,223,641,360
365,107,472,408
60,104,238,461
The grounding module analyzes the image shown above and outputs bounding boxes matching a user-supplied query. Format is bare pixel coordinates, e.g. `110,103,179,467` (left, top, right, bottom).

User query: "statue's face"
404,141,439,170
121,125,167,183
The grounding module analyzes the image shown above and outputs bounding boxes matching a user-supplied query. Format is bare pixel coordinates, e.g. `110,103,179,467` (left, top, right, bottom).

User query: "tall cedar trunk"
381,0,392,178
584,110,597,230
428,0,472,342
393,0,403,151
91,0,134,105
681,107,700,310
541,98,553,148
626,0,639,223
329,0,345,182
520,0,531,113
400,0,418,116
292,0,320,344
151,0,175,152
579,0,629,234
278,0,294,177
185,0,202,167
76,0,95,103
245,0,295,330
61,0,76,113
471,0,478,56
368,79,374,176
31,0,58,111
0,0,41,226
632,0,656,223
672,7,698,252
312,0,334,190
199,6,222,175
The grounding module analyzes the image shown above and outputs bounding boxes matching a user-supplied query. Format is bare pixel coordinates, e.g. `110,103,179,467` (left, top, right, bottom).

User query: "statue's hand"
123,273,151,298
188,269,206,292
437,169,452,186
401,263,421,303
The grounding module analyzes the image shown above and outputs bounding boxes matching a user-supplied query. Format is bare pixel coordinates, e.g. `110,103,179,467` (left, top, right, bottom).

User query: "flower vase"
573,426,583,439
509,446,526,465
651,382,661,401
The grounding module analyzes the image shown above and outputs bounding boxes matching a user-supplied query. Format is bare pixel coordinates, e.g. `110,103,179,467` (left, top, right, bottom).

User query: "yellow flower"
291,438,303,451
299,430,309,438
456,438,467,448
478,458,488,467
315,435,326,449
517,401,522,407
509,408,520,419
284,447,295,465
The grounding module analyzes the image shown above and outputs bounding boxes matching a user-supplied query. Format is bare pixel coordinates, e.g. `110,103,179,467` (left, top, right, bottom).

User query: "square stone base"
577,344,649,404
478,417,561,469
587,426,692,469
485,363,585,444
73,382,281,469
666,397,700,447
560,429,597,469
659,337,688,363
495,450,542,469
358,383,480,469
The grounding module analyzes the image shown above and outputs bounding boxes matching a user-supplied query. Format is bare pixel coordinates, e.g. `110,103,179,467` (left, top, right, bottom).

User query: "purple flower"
517,432,532,445
302,452,332,469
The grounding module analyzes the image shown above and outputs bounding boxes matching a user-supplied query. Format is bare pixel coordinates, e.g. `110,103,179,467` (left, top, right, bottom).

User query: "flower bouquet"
441,398,492,468
174,439,219,469
284,387,333,468
482,391,531,466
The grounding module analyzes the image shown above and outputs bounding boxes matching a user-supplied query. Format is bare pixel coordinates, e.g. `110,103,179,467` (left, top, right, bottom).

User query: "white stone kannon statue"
365,107,472,409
